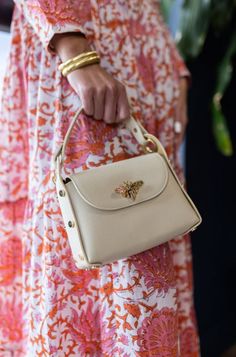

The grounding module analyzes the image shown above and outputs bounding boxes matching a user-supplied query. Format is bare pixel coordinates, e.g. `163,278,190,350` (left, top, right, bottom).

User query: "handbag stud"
68,220,75,228
59,189,66,197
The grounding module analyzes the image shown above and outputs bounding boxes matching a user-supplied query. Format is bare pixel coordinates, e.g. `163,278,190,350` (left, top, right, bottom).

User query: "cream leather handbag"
55,107,202,269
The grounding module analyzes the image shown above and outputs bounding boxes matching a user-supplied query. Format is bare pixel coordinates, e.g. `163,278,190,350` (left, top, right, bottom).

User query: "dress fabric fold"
0,1,199,356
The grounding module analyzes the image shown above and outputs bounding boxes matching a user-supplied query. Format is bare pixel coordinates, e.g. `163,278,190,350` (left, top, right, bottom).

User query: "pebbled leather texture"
55,107,202,269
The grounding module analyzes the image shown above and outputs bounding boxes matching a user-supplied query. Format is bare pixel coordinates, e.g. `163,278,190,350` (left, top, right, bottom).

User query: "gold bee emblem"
115,180,144,201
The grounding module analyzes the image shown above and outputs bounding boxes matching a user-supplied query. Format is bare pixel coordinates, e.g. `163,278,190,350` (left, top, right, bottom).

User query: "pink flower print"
137,308,178,356
0,299,23,343
68,300,118,356
132,244,176,295
0,236,22,286
180,327,199,357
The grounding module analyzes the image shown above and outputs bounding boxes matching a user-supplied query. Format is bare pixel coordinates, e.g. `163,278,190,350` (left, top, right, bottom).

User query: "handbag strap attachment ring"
142,134,159,154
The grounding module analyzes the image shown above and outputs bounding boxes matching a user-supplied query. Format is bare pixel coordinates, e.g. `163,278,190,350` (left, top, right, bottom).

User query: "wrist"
51,32,92,62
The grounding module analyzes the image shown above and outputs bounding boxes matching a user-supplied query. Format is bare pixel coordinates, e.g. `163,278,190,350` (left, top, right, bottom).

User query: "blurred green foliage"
161,0,236,155
177,0,211,60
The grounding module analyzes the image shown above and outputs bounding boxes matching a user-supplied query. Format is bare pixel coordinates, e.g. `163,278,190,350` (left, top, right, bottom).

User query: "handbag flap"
68,153,168,211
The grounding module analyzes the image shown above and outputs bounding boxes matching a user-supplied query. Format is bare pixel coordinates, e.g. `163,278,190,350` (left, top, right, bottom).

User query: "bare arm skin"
52,33,130,124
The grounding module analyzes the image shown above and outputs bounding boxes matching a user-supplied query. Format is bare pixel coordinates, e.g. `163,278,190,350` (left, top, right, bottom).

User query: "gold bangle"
62,56,100,76
59,51,97,71
62,54,100,74
62,55,100,76
58,51,98,72
62,58,100,76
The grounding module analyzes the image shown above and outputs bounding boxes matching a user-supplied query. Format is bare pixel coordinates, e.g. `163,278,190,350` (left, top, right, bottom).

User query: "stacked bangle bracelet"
58,50,100,77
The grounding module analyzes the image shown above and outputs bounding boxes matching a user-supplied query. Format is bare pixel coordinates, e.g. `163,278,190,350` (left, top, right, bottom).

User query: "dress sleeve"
156,2,190,78
13,0,92,53
168,36,190,78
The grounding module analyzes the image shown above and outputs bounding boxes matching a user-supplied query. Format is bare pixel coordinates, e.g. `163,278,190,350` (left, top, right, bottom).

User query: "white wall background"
0,31,11,100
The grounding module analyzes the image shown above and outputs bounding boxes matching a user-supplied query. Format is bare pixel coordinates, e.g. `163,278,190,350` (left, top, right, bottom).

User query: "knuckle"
103,117,110,124
106,119,115,124
83,86,94,97
84,107,93,116
104,115,114,124
83,100,93,114
94,116,102,121
96,88,105,99
96,86,106,97
117,108,130,122
117,115,127,122
119,83,126,92
108,82,118,95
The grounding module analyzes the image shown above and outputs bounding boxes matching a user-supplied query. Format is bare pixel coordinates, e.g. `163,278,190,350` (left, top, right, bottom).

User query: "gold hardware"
68,220,75,228
52,175,56,184
142,136,158,154
59,190,66,197
115,180,144,201
78,254,85,261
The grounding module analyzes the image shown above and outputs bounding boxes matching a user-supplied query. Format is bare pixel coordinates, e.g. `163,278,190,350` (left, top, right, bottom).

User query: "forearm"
51,32,92,61
51,33,129,124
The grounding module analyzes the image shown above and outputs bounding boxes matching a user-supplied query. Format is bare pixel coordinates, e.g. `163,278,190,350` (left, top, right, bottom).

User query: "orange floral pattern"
0,1,198,356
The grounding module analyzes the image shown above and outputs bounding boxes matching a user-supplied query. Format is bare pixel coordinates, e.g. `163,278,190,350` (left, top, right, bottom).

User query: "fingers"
94,87,106,120
175,131,185,149
116,83,130,122
67,65,130,124
174,108,188,149
80,86,94,116
174,78,189,149
103,83,118,124
103,82,130,124
80,86,106,120
174,117,187,148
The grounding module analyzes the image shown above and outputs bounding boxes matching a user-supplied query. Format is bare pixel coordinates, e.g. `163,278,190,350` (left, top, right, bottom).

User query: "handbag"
54,107,202,269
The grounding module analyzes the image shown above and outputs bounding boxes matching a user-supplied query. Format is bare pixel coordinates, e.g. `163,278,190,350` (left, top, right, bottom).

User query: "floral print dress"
0,1,199,356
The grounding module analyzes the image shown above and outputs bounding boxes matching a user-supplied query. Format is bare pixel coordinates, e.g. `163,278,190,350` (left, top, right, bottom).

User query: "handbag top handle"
54,107,168,173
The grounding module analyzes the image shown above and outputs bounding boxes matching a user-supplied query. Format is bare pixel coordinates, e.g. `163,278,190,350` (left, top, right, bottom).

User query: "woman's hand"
67,64,130,124
52,33,130,124
174,77,189,148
